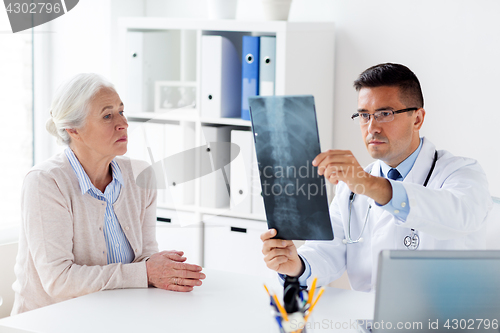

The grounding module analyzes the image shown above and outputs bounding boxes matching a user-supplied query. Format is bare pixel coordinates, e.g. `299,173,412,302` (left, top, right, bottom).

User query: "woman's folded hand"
146,250,206,292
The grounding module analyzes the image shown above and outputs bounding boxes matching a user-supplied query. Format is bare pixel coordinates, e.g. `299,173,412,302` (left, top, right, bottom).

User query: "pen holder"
265,276,325,333
272,309,307,333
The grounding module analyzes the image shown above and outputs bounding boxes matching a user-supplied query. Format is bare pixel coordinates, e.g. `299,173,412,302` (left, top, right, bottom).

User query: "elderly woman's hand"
146,250,206,292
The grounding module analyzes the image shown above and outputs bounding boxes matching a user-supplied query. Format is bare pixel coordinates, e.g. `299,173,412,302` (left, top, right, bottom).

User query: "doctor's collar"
379,138,423,179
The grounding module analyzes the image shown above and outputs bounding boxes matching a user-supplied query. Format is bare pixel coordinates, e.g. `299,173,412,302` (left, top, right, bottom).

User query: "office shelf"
127,110,199,122
118,18,334,269
200,116,252,127
198,207,267,222
157,203,197,213
127,111,252,127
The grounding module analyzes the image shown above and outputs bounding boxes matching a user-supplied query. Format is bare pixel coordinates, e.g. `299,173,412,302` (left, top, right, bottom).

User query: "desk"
0,269,374,333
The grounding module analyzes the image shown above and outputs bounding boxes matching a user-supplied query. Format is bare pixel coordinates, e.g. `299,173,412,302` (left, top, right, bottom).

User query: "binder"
126,31,176,113
201,36,241,118
125,121,148,162
200,126,232,208
126,32,144,113
259,36,276,96
125,121,158,186
163,122,196,205
143,122,166,205
250,140,266,216
229,130,253,214
241,36,260,120
125,122,166,205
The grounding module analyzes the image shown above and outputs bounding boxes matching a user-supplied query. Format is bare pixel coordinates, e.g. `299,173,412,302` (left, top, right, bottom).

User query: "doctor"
261,63,492,291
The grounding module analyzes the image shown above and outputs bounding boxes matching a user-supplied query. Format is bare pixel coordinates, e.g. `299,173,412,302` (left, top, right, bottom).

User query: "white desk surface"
0,269,374,333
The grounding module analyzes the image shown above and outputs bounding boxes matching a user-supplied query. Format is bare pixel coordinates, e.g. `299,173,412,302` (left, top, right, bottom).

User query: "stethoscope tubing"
343,150,438,249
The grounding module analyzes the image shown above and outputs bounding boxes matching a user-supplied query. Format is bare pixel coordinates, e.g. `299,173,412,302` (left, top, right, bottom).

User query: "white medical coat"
298,137,492,292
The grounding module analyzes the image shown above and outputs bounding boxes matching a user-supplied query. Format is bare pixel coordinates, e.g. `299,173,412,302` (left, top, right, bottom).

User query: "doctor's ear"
413,108,425,130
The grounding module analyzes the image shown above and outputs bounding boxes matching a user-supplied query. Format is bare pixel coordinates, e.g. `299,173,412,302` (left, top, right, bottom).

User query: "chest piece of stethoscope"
404,229,419,250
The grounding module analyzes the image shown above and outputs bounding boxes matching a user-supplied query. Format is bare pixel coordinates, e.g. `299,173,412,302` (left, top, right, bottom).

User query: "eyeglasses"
351,108,418,124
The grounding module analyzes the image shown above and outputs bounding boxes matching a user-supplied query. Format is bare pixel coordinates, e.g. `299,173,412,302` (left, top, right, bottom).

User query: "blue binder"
241,36,260,120
259,36,276,96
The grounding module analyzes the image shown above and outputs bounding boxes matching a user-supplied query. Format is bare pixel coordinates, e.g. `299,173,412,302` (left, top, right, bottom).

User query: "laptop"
365,250,500,333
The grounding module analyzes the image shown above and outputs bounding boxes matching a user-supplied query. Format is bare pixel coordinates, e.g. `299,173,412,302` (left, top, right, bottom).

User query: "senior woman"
11,73,205,314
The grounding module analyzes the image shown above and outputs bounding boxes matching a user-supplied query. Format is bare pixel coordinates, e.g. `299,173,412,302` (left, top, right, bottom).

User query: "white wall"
318,0,500,198
145,0,500,196
0,9,33,229
37,0,145,162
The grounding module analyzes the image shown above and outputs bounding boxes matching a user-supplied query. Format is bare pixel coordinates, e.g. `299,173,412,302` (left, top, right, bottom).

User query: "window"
0,13,33,231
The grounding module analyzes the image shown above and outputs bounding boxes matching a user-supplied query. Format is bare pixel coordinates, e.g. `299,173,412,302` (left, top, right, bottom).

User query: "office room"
1,0,500,332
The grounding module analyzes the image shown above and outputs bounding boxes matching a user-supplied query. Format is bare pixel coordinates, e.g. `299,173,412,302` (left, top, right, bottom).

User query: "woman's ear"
65,128,80,141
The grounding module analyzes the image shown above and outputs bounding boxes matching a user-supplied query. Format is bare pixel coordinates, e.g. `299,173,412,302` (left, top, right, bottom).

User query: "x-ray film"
248,95,333,240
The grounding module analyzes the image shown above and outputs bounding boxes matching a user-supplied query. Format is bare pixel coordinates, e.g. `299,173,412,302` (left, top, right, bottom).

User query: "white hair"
46,73,115,145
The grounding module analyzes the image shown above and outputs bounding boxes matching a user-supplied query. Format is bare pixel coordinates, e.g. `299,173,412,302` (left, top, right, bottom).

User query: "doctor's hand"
261,229,304,277
313,150,392,205
313,150,368,190
146,250,206,292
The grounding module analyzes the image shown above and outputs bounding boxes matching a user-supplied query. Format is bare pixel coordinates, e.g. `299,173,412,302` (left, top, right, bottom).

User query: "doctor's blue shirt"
377,137,423,220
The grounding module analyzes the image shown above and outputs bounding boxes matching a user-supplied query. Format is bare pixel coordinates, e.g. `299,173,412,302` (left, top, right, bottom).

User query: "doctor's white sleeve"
397,158,492,240
297,187,348,289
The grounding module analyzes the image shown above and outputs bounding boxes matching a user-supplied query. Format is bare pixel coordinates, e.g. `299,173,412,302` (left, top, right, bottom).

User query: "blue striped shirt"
65,148,135,264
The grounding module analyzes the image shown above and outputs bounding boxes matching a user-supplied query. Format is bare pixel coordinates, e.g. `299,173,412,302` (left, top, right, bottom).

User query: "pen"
299,290,306,308
304,287,325,322
270,296,280,312
272,294,289,322
307,277,318,305
274,315,283,330
264,284,280,311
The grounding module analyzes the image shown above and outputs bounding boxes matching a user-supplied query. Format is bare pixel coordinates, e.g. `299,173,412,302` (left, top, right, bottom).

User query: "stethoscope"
343,151,438,250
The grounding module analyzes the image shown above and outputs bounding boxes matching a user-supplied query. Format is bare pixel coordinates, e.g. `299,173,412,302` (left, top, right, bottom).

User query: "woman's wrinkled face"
72,87,128,159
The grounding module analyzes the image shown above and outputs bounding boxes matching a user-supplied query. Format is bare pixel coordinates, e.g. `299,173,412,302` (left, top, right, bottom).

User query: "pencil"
263,284,270,297
272,294,289,322
304,287,325,322
307,277,318,305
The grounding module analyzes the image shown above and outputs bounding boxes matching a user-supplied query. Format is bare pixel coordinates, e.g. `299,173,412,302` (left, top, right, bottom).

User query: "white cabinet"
203,215,274,278
118,18,334,269
156,208,203,266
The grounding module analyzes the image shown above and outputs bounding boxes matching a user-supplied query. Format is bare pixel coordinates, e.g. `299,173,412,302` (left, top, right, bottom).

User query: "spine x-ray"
248,95,333,240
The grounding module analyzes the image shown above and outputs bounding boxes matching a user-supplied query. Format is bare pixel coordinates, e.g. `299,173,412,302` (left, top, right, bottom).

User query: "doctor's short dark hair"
353,63,424,108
